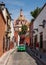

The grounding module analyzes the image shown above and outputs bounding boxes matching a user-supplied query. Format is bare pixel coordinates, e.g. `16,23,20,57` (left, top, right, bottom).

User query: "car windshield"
19,44,25,47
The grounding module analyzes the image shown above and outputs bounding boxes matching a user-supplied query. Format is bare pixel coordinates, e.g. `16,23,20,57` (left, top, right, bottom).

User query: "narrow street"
0,1,46,65
6,49,43,65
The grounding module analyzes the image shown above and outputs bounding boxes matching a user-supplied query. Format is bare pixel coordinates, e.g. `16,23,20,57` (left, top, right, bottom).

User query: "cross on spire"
20,9,23,16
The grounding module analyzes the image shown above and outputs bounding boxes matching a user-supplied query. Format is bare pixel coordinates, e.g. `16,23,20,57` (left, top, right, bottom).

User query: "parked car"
17,44,26,51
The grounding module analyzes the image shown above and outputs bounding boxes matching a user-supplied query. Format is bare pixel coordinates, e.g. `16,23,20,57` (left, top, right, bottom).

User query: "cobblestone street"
6,50,43,65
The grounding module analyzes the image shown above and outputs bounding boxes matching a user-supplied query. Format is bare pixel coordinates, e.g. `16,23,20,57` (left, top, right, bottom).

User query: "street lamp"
9,12,14,21
9,13,12,15
39,20,46,28
11,18,14,21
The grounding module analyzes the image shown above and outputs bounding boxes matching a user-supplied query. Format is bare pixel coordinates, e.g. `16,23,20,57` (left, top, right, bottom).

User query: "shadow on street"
26,45,43,65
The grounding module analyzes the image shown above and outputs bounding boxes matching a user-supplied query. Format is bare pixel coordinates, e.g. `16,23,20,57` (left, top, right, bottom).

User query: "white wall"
2,8,7,22
33,6,46,42
33,5,46,50
10,21,14,41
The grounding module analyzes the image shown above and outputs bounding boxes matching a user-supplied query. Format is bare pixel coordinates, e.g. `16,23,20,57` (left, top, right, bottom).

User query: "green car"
17,44,26,51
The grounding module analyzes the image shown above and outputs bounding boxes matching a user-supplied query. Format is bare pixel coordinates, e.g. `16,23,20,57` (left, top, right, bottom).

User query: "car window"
19,44,25,47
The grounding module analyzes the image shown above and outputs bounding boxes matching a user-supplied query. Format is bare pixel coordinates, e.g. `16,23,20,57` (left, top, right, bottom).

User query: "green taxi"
17,44,26,51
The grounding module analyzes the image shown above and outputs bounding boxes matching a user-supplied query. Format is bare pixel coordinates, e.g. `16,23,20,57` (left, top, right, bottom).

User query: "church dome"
17,16,25,21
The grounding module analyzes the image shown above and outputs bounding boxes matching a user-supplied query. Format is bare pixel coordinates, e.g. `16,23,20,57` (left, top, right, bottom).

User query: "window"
40,32,43,48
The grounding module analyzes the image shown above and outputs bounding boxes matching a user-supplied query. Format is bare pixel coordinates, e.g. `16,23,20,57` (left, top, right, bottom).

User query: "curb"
36,56,46,65
32,50,46,65
27,47,46,65
31,50,46,65
4,52,10,65
0,48,16,65
4,48,16,65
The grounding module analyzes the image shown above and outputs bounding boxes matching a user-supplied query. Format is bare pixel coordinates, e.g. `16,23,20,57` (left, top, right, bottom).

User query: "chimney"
0,2,5,10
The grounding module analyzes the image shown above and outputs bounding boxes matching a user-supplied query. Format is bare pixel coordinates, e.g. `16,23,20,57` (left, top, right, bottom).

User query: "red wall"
25,36,30,46
14,31,18,44
0,13,6,56
10,41,14,49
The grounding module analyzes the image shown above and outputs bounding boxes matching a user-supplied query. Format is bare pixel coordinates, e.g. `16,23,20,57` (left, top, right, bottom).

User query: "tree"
19,25,28,35
30,7,41,19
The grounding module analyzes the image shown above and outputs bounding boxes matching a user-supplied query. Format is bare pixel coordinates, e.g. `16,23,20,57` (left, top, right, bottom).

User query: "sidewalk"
26,46,46,65
31,49,46,65
0,48,16,65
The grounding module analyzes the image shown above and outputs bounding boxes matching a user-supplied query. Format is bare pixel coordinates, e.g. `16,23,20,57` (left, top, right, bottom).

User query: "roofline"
41,3,46,11
6,8,11,20
33,3,46,22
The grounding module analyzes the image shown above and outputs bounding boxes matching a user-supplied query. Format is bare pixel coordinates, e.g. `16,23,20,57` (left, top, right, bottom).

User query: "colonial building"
33,3,46,51
2,2,11,51
0,2,11,56
0,7,6,56
14,9,30,45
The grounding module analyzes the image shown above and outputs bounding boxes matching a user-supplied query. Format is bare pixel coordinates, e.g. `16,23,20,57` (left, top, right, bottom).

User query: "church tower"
14,9,29,45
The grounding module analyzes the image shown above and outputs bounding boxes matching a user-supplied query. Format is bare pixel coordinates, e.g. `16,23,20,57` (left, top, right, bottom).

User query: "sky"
0,0,46,22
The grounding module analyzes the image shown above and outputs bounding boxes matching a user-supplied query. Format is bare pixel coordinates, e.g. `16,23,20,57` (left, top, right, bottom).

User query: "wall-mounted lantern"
9,13,12,15
39,20,46,28
9,13,14,21
11,18,14,21
34,28,38,32
32,30,35,34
